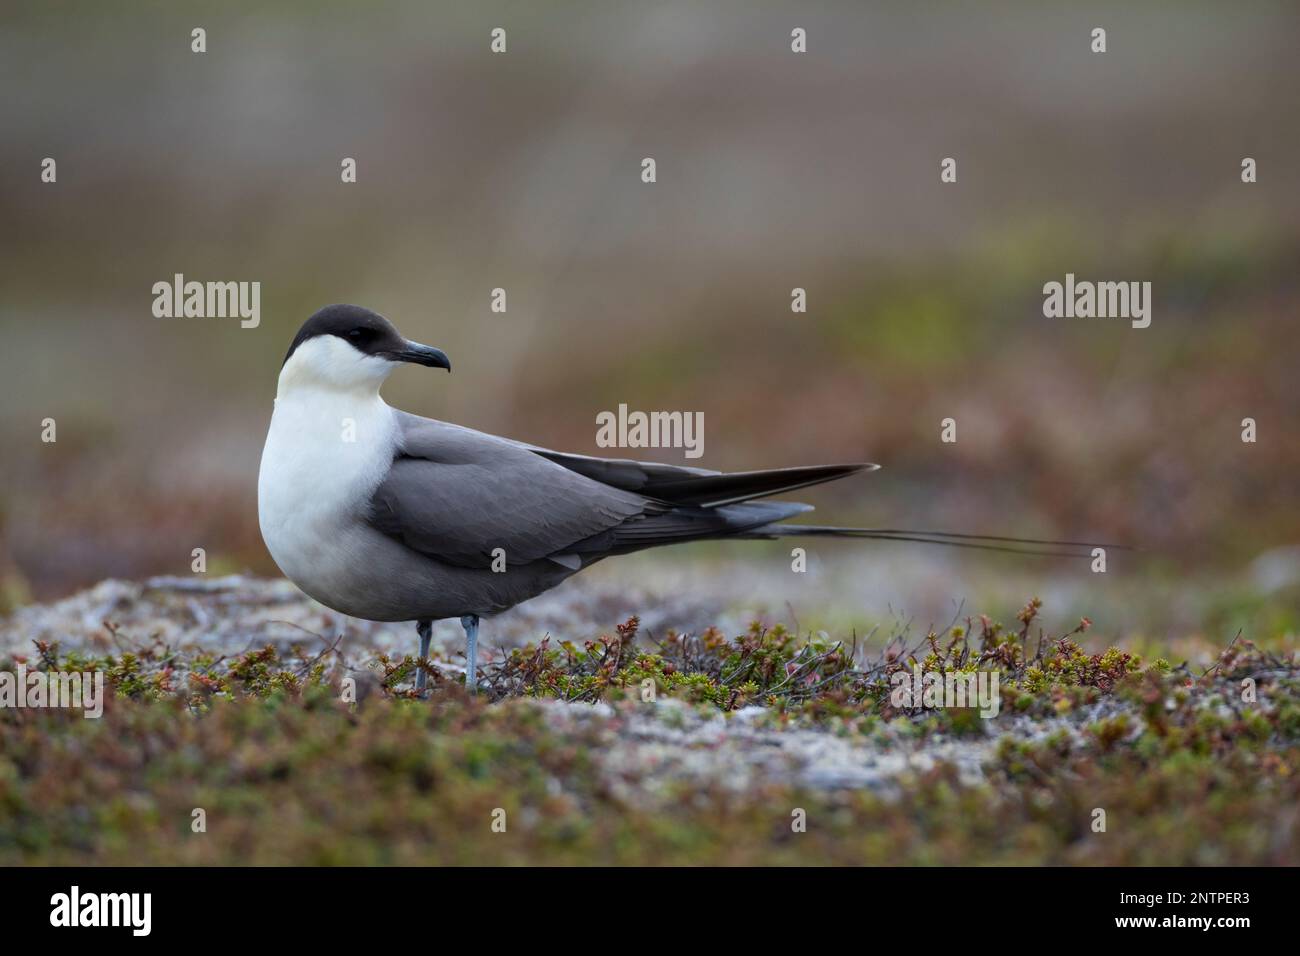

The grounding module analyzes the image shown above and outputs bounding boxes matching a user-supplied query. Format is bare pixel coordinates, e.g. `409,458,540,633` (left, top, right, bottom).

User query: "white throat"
276,334,396,399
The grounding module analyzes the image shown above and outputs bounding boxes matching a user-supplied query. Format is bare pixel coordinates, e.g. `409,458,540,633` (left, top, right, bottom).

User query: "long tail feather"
751,525,1131,558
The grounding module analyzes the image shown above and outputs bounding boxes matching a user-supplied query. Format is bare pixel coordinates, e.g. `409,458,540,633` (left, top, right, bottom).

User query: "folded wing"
367,413,874,569
368,415,655,569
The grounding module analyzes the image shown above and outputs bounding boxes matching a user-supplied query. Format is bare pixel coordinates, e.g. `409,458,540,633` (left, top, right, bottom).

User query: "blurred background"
2,1,1298,649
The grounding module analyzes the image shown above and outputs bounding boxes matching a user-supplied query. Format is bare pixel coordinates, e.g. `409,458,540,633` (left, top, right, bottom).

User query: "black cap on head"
284,304,450,371
284,305,403,364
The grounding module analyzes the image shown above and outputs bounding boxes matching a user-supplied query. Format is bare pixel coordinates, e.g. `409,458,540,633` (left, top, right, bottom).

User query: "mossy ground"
1,594,1296,865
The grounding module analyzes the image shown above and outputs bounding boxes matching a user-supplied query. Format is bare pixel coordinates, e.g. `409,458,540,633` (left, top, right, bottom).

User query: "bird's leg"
460,614,479,693
415,619,433,693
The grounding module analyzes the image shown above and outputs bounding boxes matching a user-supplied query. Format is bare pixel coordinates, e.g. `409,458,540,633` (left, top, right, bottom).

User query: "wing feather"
367,414,655,569
368,413,870,568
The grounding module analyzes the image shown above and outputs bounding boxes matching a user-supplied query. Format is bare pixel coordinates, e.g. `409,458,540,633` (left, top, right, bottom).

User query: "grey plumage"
364,411,868,620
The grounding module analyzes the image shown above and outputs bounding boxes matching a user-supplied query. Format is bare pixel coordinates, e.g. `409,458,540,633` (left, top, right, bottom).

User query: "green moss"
1,601,1295,865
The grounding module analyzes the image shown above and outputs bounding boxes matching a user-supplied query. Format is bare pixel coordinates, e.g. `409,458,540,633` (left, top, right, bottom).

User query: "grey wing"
523,448,872,507
430,422,871,508
367,414,660,569
370,412,867,569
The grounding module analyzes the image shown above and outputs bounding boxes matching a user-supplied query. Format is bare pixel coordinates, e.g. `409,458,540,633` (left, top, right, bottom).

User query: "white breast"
257,340,401,598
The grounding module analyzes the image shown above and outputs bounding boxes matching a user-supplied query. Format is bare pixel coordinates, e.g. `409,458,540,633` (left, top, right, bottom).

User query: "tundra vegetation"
0,583,1295,865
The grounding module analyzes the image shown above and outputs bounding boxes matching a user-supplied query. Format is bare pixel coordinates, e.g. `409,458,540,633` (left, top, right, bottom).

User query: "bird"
258,304,1113,693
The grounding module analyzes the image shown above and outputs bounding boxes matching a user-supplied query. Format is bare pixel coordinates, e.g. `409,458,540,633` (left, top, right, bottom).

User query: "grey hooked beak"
388,341,451,372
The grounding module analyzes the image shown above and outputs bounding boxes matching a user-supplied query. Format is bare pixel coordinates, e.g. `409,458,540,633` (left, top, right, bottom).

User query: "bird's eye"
347,328,369,340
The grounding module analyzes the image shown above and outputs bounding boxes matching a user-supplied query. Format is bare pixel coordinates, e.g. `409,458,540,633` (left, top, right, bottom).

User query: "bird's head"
278,304,450,394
